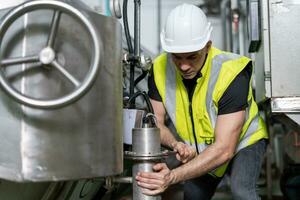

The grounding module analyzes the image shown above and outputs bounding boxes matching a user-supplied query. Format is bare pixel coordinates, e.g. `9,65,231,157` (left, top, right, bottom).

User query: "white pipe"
231,0,238,10
239,15,245,55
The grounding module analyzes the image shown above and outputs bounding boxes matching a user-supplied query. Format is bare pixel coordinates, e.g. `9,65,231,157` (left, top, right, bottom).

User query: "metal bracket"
271,97,300,113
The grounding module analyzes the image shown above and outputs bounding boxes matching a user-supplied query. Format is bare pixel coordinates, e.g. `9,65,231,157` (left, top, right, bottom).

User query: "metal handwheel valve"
0,0,102,109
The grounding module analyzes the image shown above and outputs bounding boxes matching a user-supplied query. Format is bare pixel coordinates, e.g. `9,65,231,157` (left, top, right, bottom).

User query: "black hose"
129,64,135,101
128,91,154,114
134,70,148,86
123,0,135,102
123,0,133,54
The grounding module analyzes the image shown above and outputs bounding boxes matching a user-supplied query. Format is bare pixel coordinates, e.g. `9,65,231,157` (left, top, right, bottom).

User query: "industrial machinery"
245,0,300,199
0,0,165,199
210,0,300,198
0,0,122,183
9,0,300,199
260,1,300,199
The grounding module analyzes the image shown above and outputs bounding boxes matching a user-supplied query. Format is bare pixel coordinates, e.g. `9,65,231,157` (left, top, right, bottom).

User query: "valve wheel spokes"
51,60,81,87
47,10,61,48
0,55,40,66
0,0,101,109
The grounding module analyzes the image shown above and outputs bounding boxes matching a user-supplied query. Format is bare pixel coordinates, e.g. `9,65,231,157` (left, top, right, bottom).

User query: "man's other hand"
136,163,174,195
172,141,196,163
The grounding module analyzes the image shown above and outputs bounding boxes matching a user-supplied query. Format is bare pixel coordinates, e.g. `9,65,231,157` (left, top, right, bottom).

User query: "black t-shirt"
148,62,252,115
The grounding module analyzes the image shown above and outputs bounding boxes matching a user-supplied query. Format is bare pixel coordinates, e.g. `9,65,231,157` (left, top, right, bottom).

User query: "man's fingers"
135,163,171,196
141,188,162,196
175,145,196,162
174,146,184,155
176,153,181,161
137,171,165,180
153,163,166,171
137,181,161,190
136,175,164,185
181,158,188,163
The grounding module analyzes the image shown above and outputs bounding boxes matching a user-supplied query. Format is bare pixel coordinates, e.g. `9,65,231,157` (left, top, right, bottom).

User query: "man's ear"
206,40,212,51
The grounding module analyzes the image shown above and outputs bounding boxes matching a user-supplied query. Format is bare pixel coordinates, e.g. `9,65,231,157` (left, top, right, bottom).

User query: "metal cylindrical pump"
131,127,162,200
132,127,161,155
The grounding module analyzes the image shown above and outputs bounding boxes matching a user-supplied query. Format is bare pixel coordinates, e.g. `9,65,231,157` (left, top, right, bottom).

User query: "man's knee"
183,175,221,200
231,181,259,200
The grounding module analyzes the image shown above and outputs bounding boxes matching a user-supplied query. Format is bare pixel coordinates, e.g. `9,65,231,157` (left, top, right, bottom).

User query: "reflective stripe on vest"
205,53,260,152
165,53,177,127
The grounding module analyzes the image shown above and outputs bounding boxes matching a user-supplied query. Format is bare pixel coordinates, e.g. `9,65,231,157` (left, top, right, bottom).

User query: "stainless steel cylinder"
132,127,161,154
132,127,161,200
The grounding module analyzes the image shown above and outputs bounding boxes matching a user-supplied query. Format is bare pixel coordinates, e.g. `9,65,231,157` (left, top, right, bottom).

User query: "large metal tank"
0,0,123,182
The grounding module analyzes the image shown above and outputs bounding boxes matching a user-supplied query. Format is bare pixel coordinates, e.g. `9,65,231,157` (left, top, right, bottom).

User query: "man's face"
171,44,210,79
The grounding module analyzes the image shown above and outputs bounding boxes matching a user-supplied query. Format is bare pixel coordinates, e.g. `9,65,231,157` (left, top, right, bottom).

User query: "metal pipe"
239,13,245,55
221,0,231,51
228,8,233,52
232,10,240,53
231,0,238,10
113,176,133,184
129,0,141,106
134,0,141,57
157,0,161,53
231,0,240,53
132,127,161,200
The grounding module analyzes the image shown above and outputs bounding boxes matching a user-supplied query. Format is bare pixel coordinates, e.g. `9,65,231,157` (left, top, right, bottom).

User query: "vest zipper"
183,76,200,154
188,82,200,154
189,101,199,154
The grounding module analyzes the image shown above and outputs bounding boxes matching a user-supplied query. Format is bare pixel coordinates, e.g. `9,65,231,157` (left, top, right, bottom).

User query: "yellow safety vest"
152,47,268,177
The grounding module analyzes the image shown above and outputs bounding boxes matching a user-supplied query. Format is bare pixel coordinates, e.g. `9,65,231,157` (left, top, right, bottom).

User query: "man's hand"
136,163,174,195
172,141,197,163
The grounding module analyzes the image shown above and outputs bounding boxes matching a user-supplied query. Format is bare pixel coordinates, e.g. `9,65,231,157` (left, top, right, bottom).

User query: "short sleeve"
148,67,163,101
217,62,252,115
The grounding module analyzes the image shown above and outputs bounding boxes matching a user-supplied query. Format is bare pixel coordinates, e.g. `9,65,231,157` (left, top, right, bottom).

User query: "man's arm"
136,110,245,195
151,98,196,163
171,110,245,182
150,99,177,148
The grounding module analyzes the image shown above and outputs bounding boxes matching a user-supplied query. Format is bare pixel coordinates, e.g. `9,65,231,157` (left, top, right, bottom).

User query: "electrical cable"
123,0,133,54
123,0,136,102
128,91,154,114
134,70,148,86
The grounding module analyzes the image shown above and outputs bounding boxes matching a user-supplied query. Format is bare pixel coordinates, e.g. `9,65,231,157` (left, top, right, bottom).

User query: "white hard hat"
161,4,213,53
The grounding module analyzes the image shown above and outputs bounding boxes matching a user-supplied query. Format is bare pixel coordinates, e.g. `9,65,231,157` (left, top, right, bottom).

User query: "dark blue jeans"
183,139,267,200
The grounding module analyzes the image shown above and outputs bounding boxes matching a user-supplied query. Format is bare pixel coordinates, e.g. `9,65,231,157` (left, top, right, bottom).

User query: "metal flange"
124,150,176,161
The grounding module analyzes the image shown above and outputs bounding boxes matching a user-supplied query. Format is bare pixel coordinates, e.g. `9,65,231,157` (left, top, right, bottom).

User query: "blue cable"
105,0,112,16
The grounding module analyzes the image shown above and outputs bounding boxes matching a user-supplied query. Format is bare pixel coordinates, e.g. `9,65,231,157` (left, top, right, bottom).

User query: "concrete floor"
161,177,284,200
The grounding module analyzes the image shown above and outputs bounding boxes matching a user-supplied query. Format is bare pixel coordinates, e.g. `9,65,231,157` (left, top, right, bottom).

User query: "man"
135,3,268,200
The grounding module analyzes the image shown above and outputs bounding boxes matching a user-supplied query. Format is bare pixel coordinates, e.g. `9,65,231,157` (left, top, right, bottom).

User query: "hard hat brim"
160,26,212,53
